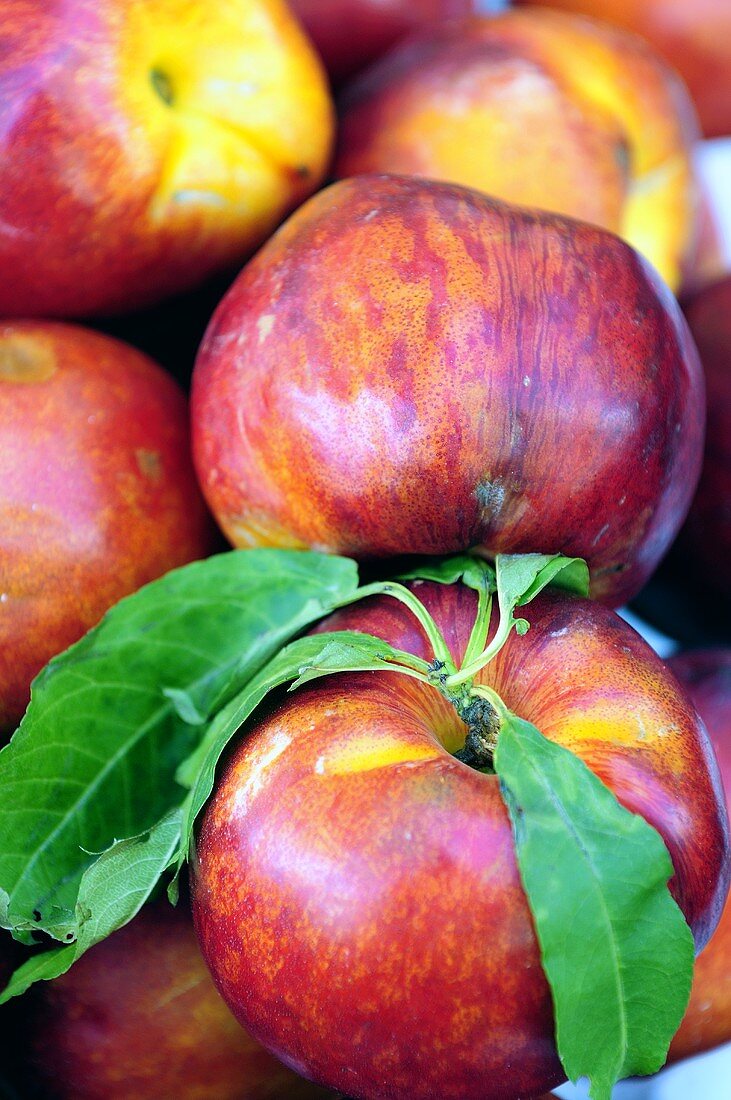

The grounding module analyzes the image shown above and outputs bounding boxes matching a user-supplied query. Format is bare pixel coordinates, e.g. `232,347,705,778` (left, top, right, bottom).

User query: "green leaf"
0,945,76,1004
447,554,589,687
174,630,415,874
397,556,499,673
0,549,359,942
162,687,208,727
289,636,431,690
397,554,497,593
497,553,589,609
0,810,181,1004
494,712,694,1099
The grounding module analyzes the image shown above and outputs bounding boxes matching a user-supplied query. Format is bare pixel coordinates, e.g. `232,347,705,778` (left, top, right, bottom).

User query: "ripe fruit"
192,581,729,1100
0,0,333,317
192,174,704,606
668,649,731,1064
0,321,215,733
334,9,700,293
520,0,731,138
21,900,333,1099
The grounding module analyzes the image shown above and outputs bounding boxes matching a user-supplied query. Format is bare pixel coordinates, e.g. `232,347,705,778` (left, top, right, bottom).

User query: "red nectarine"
0,0,333,316
193,582,729,1100
192,174,704,606
0,321,215,732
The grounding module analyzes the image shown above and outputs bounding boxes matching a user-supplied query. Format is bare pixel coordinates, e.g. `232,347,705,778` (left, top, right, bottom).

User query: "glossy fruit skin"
192,582,729,1100
0,0,333,317
0,321,215,733
289,0,475,83
21,900,332,1100
335,9,699,293
191,174,705,607
679,275,731,599
519,0,731,139
667,650,731,1064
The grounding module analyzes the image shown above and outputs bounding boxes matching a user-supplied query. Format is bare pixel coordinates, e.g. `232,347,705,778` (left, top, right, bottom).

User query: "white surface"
554,1043,731,1100
696,139,731,261
617,608,676,660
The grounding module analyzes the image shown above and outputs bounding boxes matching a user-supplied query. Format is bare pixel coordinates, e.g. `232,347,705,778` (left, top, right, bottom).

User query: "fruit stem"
461,585,493,669
346,581,457,673
443,613,515,688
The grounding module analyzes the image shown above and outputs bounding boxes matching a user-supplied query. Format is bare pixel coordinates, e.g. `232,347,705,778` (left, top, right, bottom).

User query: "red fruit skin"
679,275,731,598
192,174,705,606
22,900,332,1100
668,650,731,1063
290,0,475,83
0,321,215,733
192,583,729,1100
0,0,332,318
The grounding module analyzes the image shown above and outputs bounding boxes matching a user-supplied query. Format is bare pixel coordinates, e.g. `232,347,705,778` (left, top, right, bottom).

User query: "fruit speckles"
0,321,215,732
192,582,729,1100
192,175,703,604
334,9,698,291
0,332,57,383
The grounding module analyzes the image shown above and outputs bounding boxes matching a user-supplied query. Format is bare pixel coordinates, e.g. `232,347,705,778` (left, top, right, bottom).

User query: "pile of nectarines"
1,1,729,1098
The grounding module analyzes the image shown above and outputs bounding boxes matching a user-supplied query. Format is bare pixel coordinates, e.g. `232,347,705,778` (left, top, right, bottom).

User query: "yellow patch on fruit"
115,0,333,247
0,332,57,384
515,9,698,290
314,736,443,776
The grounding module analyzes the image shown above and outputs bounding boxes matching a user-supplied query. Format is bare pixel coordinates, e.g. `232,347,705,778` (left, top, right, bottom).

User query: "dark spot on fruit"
151,67,175,107
596,562,629,575
475,478,507,517
135,449,162,482
614,138,631,178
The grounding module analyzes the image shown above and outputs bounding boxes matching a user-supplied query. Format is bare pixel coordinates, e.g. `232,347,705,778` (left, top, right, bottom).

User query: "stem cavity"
332,553,587,773
454,693,501,770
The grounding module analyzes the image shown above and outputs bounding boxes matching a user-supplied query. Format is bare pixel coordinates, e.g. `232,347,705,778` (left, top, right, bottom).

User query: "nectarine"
0,0,333,316
22,900,332,1099
335,8,700,291
191,175,704,606
0,321,215,733
193,581,729,1099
